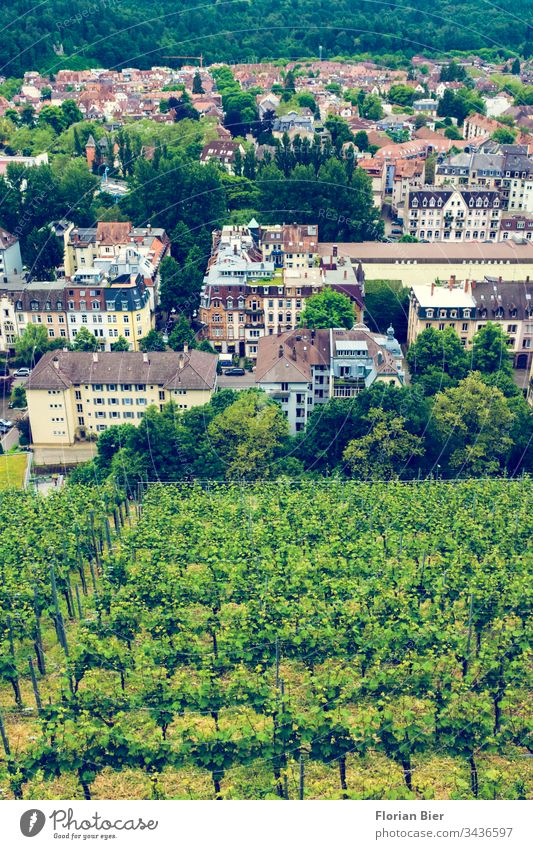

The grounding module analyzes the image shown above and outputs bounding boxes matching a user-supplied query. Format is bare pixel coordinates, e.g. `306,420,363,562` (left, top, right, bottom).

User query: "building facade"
255,325,404,433
26,349,217,445
406,188,502,242
408,277,533,368
0,230,23,284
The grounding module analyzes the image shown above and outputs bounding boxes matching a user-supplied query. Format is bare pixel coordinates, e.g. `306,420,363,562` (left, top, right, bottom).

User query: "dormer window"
437,198,443,207
30,300,39,311
422,198,428,207
469,199,474,207
429,198,435,207
476,198,482,207
450,309,457,318
426,308,434,318
45,301,51,311
16,300,23,310
463,309,471,318
439,309,447,318
56,300,63,310
412,198,419,208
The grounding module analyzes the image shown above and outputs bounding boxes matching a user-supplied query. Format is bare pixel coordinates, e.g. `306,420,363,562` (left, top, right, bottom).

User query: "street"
217,372,257,390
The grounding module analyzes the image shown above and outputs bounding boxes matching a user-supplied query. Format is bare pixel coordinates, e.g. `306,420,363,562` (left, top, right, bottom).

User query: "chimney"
498,276,502,284
344,269,347,280
92,352,98,363
52,356,59,370
278,344,283,358
472,279,476,290
449,275,456,290
183,343,188,354
332,245,338,258
143,352,149,364
178,353,185,370
431,280,435,296
464,279,469,293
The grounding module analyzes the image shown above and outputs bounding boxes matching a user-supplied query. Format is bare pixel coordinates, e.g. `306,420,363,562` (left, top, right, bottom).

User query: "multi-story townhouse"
407,280,477,346
0,230,23,284
463,114,508,140
258,223,319,269
200,225,365,359
435,152,504,189
0,292,19,352
64,221,169,305
502,149,533,212
408,277,533,368
256,325,404,433
391,158,426,218
498,214,533,242
26,349,218,446
406,188,502,242
528,355,533,406
0,274,152,353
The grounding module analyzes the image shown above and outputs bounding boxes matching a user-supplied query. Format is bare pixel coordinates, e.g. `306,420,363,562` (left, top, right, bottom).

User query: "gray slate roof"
27,351,218,391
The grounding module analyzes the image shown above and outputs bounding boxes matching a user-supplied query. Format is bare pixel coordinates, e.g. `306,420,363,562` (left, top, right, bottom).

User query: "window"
462,323,468,332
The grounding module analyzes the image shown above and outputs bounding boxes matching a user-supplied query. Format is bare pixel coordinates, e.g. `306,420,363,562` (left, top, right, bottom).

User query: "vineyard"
0,479,531,800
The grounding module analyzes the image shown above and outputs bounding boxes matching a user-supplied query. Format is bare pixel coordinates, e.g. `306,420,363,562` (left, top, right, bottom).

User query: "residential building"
391,158,426,217
0,152,48,176
499,214,533,242
199,140,245,174
0,229,23,284
463,114,508,140
318,240,533,288
357,159,387,208
259,223,319,268
435,151,504,188
0,273,152,353
406,187,502,241
255,325,404,433
26,349,218,445
408,277,533,368
63,221,169,305
199,224,359,359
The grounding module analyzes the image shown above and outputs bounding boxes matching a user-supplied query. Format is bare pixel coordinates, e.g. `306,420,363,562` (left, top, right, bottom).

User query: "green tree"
433,373,515,475
471,322,513,375
73,326,100,352
491,127,516,144
299,288,354,330
25,227,62,280
168,315,196,351
14,323,49,366
388,84,417,107
354,130,369,151
110,336,130,351
207,389,289,478
10,385,26,408
343,407,425,479
407,326,470,394
60,100,83,128
364,280,409,341
192,70,204,94
139,330,166,352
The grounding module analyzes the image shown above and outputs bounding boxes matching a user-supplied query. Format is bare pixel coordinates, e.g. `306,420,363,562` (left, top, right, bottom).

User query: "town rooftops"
26,350,218,392
411,283,476,308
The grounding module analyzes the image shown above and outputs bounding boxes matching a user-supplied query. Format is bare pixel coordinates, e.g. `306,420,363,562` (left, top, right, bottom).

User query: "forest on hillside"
0,0,531,77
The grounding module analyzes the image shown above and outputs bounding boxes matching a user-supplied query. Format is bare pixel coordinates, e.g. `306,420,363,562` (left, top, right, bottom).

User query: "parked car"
224,367,246,376
0,418,14,432
13,367,31,378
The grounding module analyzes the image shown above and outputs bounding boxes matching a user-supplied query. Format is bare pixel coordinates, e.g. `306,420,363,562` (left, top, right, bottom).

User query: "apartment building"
26,349,217,446
435,151,504,188
258,223,319,269
408,277,533,368
64,221,169,304
0,275,152,353
255,325,404,433
499,214,533,242
406,188,502,242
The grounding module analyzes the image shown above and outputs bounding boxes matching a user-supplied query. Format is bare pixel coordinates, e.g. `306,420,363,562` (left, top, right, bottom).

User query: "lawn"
0,452,28,490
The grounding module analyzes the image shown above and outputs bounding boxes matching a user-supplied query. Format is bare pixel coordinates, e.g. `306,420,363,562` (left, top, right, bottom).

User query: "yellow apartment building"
26,350,218,446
